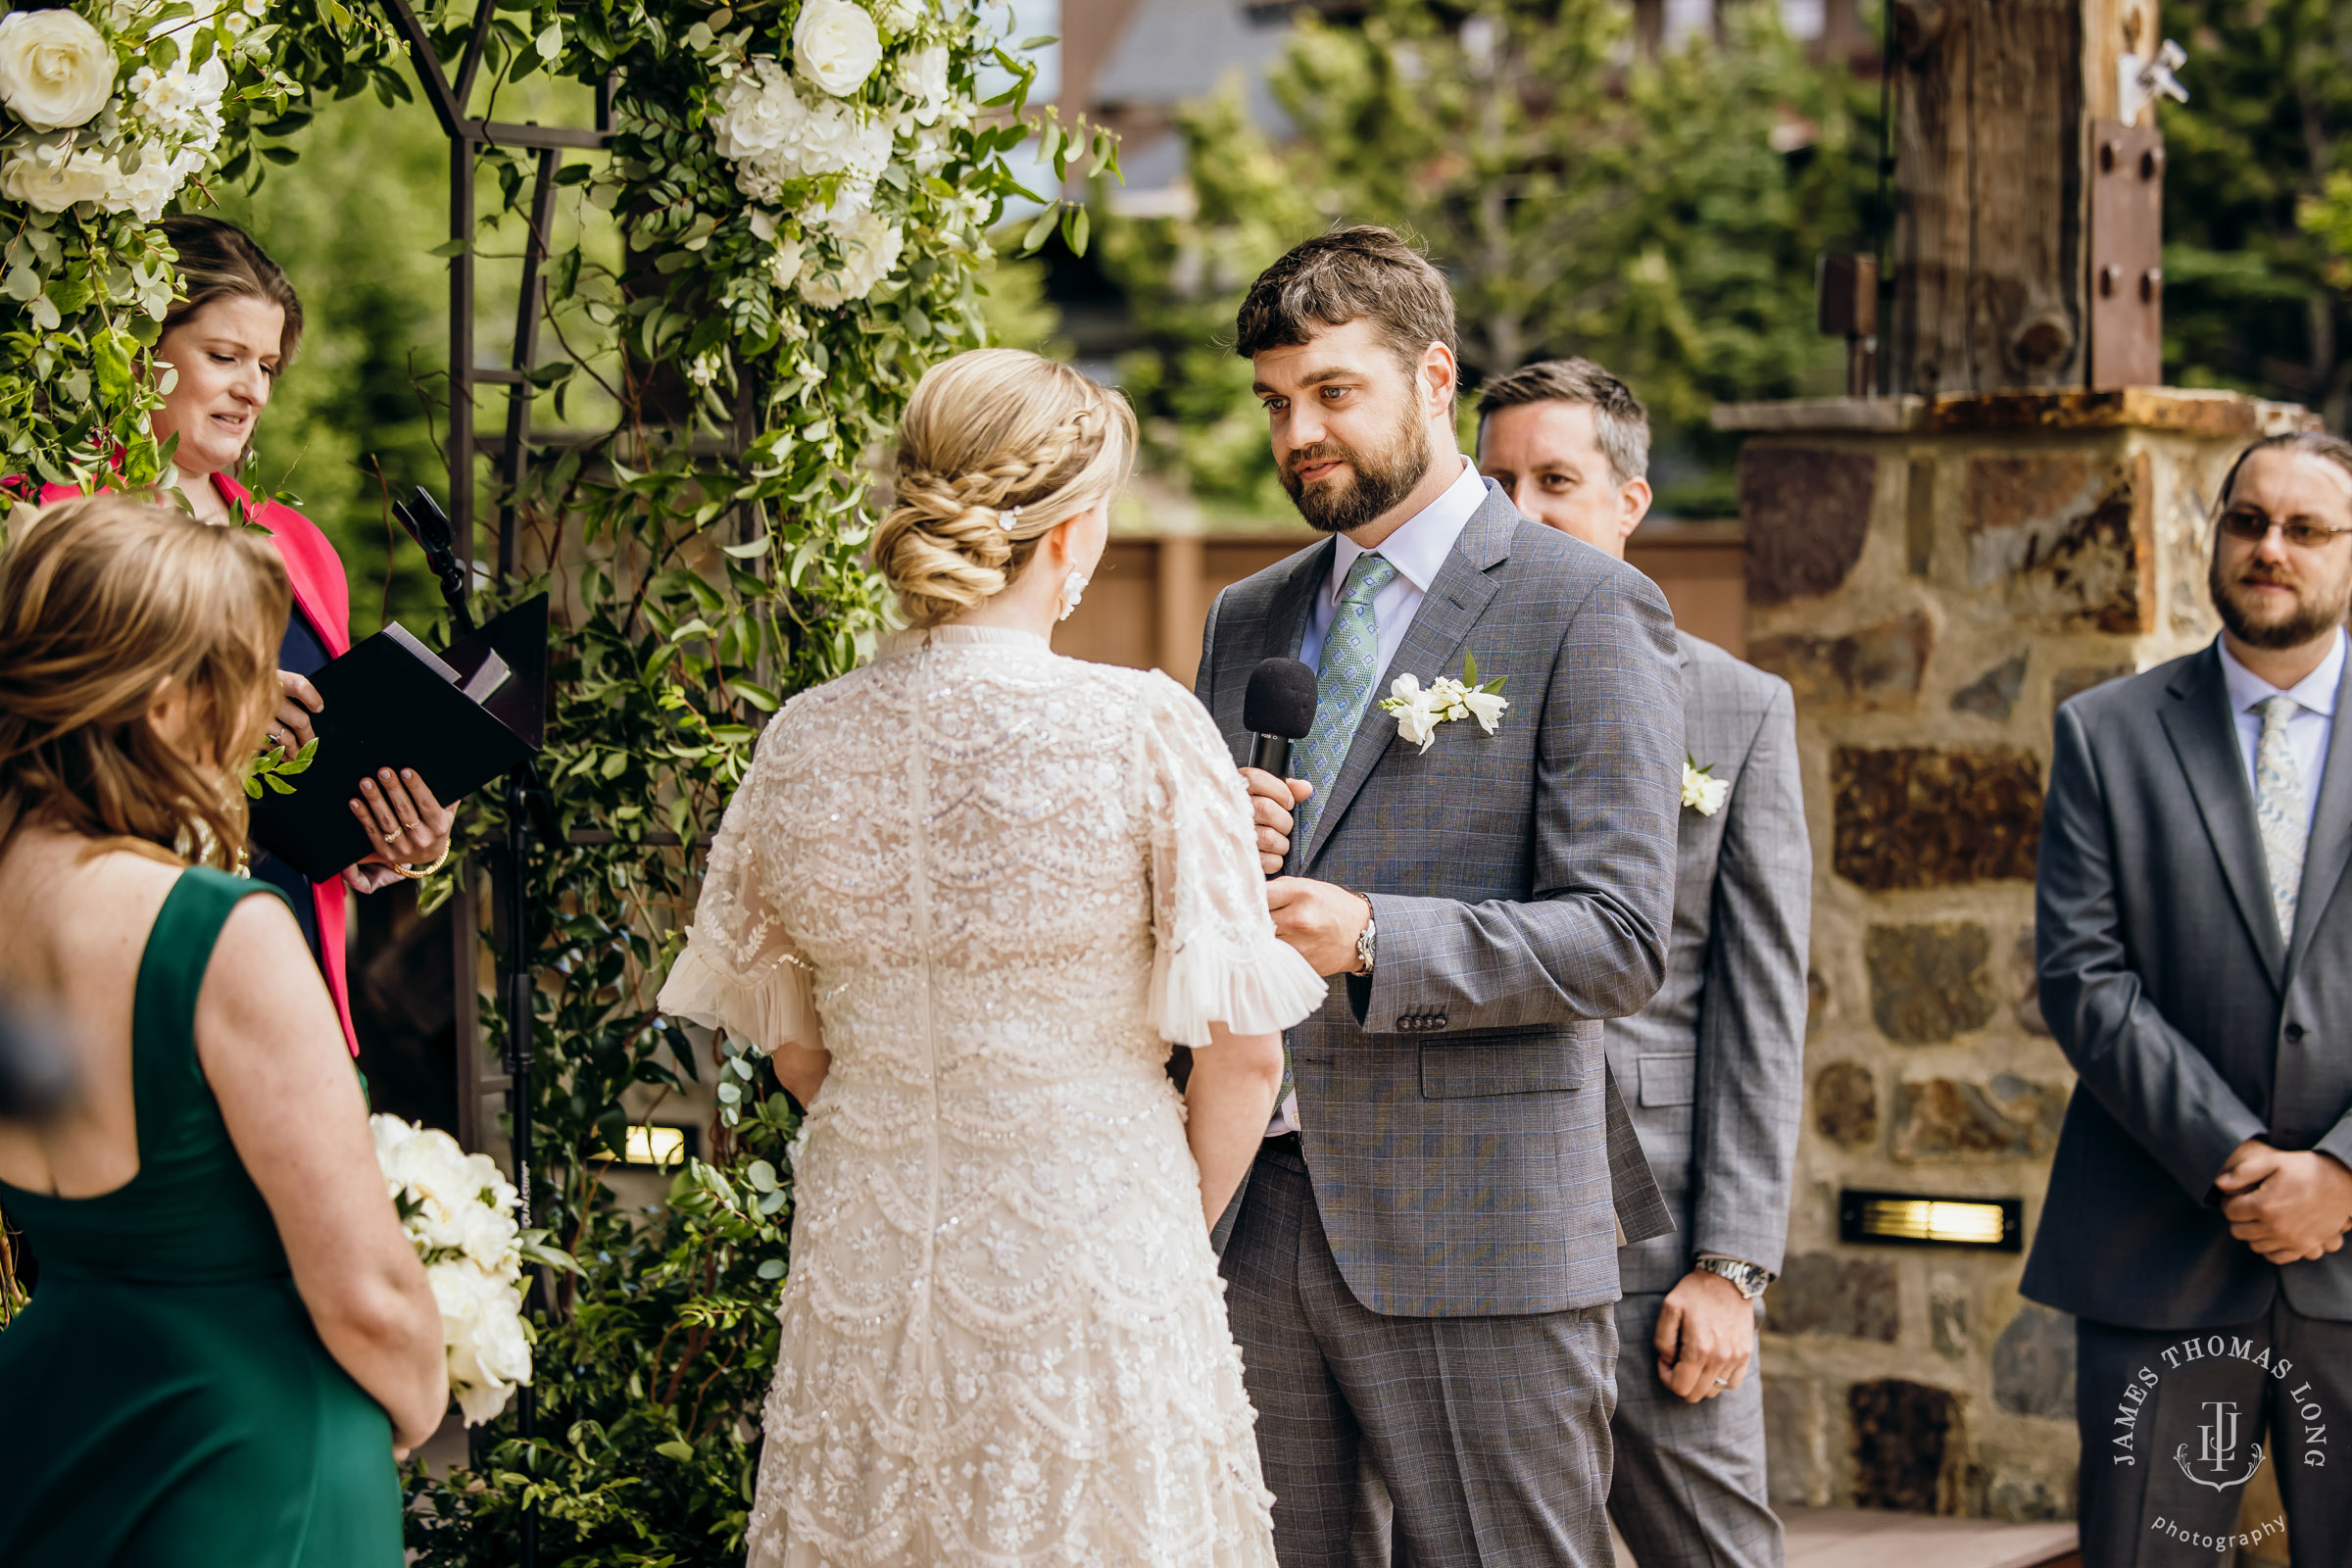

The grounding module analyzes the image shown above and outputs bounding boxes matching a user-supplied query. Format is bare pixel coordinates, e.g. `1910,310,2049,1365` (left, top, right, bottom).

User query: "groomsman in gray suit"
1195,228,1686,1567
2027,431,2352,1567
1479,360,1809,1568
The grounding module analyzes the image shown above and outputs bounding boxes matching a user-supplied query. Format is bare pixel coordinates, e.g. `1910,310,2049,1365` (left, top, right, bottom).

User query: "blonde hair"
874,348,1138,627
0,495,289,867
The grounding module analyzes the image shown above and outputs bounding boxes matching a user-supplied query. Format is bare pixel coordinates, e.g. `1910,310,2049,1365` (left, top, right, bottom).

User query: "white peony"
792,0,881,97
428,1258,531,1425
896,43,949,125
0,8,116,131
0,141,114,212
376,1114,532,1428
797,208,903,307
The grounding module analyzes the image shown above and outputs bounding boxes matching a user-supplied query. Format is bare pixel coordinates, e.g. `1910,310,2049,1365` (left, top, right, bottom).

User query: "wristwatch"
1352,893,1377,976
1694,1256,1774,1301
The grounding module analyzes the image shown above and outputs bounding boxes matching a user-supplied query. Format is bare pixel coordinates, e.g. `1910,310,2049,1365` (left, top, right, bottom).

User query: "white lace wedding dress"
658,623,1326,1568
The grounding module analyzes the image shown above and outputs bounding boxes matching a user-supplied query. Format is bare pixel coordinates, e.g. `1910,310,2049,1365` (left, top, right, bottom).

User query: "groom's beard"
1280,407,1435,535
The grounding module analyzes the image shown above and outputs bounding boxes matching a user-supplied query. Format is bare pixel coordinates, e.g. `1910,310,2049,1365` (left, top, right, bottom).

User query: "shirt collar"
2219,626,2347,718
1330,456,1484,597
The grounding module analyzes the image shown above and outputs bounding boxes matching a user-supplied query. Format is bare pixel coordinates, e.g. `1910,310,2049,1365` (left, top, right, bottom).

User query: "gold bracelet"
392,844,452,880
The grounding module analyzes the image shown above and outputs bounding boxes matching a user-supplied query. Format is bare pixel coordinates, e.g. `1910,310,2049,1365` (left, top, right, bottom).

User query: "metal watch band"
1353,895,1376,976
1695,1256,1773,1300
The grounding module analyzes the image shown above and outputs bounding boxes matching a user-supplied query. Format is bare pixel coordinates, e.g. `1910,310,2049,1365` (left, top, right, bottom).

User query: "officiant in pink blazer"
36,216,454,1054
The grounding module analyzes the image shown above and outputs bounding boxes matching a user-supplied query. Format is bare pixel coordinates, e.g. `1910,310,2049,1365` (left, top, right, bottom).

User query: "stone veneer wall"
1716,390,2311,1522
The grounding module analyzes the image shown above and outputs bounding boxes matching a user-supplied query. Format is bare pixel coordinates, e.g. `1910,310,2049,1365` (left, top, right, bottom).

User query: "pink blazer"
39,474,362,1055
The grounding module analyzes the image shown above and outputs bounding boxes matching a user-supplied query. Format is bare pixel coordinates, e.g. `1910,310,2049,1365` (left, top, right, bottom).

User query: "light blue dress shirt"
2219,627,2344,833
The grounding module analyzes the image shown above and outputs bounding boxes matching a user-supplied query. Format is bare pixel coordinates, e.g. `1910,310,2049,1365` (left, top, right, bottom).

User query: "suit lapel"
2158,645,2284,984
1262,539,1332,667
1299,494,1513,870
2286,650,2352,973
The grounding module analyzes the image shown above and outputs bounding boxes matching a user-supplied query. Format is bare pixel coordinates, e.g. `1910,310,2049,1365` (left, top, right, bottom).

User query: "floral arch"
0,1,1107,1558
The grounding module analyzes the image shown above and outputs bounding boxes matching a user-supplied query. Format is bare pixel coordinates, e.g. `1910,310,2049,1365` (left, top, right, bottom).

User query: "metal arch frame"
375,0,613,1153
374,14,610,1554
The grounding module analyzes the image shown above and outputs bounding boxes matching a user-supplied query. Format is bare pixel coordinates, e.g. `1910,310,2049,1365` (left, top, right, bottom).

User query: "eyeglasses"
2218,506,2352,550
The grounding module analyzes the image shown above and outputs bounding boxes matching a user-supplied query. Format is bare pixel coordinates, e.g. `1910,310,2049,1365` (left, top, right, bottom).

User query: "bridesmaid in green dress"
0,495,446,1566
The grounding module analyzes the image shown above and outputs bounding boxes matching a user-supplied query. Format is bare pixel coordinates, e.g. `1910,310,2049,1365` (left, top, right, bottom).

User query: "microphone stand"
393,488,553,1568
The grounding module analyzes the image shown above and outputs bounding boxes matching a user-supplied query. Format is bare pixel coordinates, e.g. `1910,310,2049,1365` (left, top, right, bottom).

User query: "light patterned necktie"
2255,693,2308,942
1292,551,1399,853
1269,551,1396,1132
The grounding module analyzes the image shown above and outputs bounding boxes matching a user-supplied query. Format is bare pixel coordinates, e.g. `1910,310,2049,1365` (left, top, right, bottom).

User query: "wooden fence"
1057,523,1749,684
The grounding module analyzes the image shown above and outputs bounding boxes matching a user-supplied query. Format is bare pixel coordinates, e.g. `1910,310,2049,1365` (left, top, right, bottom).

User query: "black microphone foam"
1244,658,1318,740
1244,658,1318,780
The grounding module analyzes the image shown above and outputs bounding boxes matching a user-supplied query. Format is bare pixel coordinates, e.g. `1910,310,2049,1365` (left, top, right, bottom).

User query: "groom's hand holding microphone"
1241,660,1371,977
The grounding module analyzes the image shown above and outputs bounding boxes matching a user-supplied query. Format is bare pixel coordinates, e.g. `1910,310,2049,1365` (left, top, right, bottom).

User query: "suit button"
2286,1022,2307,1042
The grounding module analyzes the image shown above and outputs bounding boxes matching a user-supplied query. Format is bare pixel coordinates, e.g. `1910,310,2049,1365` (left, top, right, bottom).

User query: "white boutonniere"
1683,756,1731,816
1378,654,1509,754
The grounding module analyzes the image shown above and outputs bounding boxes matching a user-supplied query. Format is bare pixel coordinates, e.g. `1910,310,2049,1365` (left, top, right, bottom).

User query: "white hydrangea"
108,141,205,221
797,208,904,308
711,55,891,208
372,1114,531,1427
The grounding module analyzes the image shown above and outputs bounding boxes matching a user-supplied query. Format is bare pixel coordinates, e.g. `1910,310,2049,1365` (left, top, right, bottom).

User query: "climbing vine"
4,0,1111,1558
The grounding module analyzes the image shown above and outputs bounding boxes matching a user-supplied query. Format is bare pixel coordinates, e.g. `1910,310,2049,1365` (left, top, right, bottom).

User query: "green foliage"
1100,1,1875,515
2163,0,2352,423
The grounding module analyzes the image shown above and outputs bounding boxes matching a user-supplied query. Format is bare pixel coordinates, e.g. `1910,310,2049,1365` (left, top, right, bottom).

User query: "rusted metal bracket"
2087,119,2164,390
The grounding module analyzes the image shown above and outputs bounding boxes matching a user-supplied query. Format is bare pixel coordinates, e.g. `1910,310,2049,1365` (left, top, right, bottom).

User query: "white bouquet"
369,1114,535,1427
0,0,269,222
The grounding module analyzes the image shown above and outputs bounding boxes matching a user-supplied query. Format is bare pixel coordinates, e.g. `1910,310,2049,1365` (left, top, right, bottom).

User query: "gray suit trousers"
2075,1303,2350,1568
1222,1140,1618,1568
1604,1294,1783,1568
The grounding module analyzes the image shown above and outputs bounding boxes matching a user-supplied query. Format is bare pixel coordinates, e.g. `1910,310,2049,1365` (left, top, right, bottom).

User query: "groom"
1197,225,1686,1566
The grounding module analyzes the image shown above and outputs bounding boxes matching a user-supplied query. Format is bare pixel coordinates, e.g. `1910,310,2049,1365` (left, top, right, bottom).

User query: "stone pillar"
1714,388,2311,1519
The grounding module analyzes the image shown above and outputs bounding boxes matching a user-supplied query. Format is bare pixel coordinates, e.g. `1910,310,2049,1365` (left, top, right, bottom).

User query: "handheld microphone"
1243,658,1318,779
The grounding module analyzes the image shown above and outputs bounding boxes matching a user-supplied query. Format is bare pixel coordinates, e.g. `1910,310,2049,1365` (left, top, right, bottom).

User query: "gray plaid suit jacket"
1609,631,1810,1296
1197,483,1686,1318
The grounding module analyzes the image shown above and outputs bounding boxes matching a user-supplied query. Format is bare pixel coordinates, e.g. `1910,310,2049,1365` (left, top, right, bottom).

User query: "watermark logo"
2179,1398,2263,1491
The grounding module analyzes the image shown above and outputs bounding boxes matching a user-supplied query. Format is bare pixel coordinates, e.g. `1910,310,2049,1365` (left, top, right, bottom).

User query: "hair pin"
999,506,1021,531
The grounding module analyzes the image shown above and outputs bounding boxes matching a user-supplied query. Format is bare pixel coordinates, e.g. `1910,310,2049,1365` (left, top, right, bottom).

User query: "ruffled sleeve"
657,732,818,1055
1139,676,1328,1047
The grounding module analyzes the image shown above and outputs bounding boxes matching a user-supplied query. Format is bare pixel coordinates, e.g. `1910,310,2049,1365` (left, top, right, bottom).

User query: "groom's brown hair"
1234,225,1457,373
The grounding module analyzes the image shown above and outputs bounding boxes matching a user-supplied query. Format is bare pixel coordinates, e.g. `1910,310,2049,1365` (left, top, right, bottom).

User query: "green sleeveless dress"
0,867,405,1567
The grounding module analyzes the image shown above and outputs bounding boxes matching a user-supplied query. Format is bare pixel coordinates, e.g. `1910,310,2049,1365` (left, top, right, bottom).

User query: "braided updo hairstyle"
875,348,1137,627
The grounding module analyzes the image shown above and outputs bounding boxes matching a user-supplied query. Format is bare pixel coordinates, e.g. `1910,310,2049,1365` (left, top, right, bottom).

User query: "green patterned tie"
1273,551,1396,1129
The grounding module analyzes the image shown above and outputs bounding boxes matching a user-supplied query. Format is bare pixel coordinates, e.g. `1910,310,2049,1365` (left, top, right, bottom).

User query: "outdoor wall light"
1838,1189,2023,1251
613,1124,692,1168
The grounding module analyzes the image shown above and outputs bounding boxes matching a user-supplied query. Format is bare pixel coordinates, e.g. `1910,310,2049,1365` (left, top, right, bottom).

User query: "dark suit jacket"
2024,639,2352,1328
1197,485,1685,1317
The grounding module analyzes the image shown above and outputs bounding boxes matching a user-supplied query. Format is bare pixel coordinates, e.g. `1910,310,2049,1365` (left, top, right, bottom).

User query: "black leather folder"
248,594,548,881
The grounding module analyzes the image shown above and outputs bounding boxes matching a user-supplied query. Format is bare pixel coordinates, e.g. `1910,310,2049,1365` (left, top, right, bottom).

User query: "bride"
658,347,1326,1567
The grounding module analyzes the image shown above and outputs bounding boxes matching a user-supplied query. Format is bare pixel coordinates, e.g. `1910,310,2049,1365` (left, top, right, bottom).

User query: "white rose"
792,0,881,97
896,44,949,125
0,8,116,131
0,143,115,212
